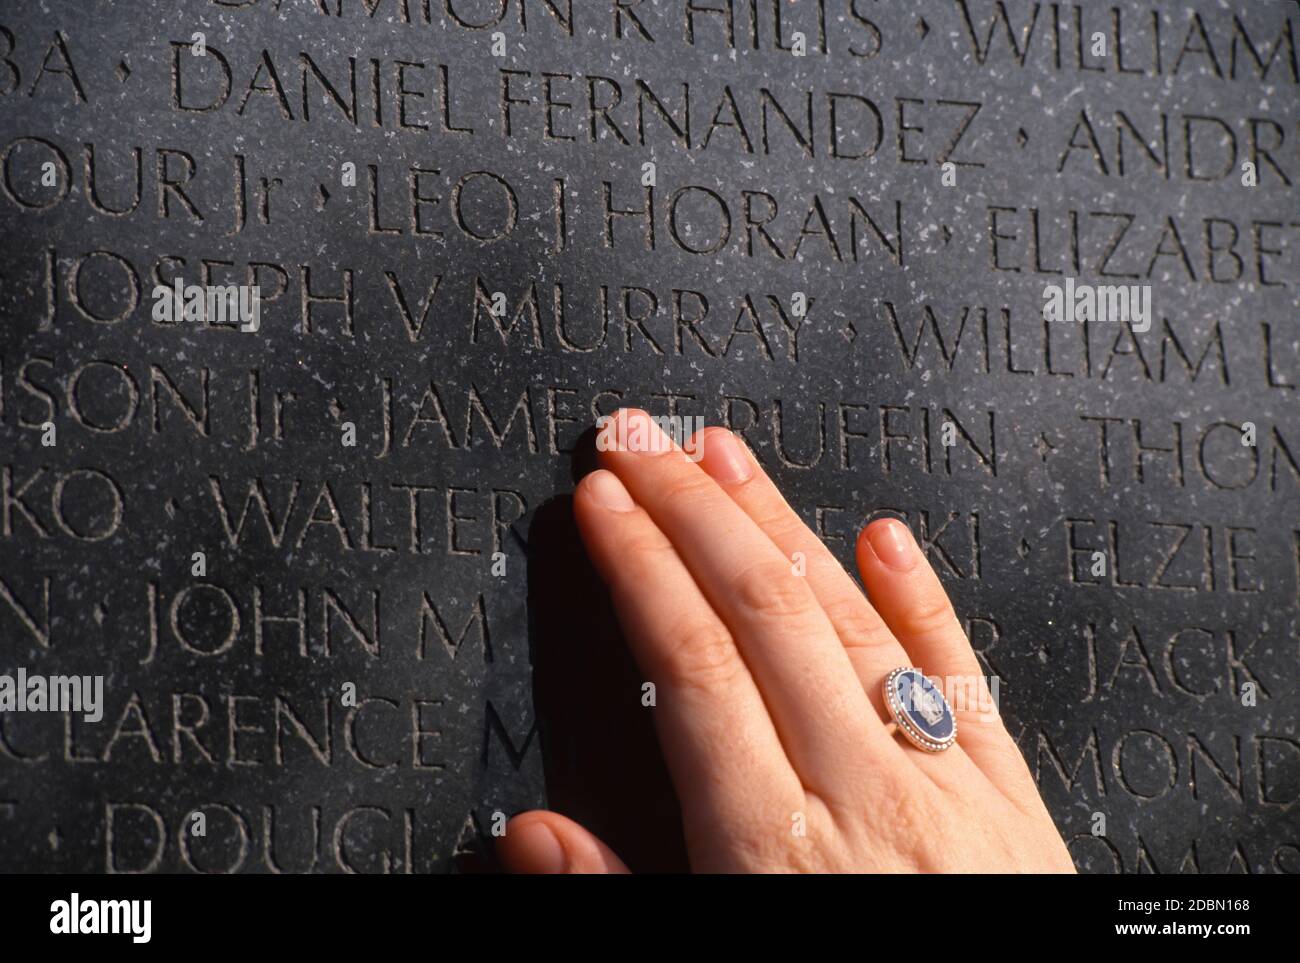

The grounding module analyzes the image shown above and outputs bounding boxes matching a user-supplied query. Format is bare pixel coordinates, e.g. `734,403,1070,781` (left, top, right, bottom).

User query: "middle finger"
597,409,891,795
693,426,995,793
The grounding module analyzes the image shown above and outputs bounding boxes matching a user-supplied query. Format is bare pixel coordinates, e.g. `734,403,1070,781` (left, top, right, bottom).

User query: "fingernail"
515,820,568,874
622,409,673,455
868,519,918,571
704,430,753,485
586,470,637,512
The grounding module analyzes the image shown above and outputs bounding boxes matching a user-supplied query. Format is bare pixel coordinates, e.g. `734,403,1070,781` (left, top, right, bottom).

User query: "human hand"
498,409,1075,873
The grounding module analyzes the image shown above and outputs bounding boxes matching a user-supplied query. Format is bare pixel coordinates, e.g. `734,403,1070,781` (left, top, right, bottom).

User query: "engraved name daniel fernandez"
50,894,151,943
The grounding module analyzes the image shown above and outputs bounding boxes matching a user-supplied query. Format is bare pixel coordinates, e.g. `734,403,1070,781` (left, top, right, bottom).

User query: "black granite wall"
0,0,1296,873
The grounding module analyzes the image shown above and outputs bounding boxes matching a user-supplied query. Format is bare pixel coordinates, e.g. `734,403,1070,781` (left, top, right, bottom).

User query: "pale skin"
498,409,1076,874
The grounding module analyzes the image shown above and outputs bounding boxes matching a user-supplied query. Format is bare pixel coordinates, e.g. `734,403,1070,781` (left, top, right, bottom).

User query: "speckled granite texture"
0,0,1296,872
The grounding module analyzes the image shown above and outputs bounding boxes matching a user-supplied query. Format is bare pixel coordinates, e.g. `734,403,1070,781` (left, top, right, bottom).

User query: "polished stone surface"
0,0,1296,873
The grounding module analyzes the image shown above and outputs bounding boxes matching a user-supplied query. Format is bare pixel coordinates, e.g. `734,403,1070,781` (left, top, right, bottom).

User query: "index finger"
573,468,805,835
596,409,893,798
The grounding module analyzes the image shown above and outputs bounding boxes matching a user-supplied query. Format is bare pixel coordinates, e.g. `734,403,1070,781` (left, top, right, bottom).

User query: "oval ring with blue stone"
882,667,957,752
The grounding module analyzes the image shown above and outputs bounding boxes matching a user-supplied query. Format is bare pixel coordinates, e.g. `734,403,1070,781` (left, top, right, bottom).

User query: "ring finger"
694,426,991,792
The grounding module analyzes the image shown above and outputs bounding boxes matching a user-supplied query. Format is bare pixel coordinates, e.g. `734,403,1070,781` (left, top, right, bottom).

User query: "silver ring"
882,667,957,753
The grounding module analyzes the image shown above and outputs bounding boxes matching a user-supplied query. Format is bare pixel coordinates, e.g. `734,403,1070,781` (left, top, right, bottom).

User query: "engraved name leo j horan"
50,894,151,943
